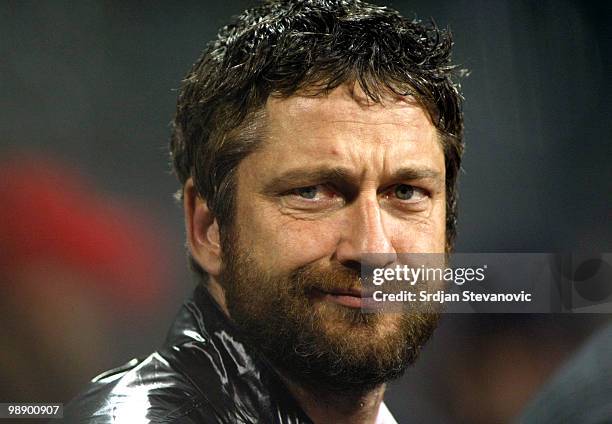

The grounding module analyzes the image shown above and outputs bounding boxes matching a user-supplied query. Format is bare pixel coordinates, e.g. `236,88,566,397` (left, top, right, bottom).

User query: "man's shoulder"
63,287,311,424
64,351,216,423
63,290,230,423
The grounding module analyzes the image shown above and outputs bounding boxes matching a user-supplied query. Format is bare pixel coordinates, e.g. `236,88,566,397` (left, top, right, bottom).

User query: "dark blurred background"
1,0,610,422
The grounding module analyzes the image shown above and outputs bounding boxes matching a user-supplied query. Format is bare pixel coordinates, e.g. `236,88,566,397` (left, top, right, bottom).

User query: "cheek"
388,201,446,253
390,222,443,253
237,206,341,271
281,222,339,263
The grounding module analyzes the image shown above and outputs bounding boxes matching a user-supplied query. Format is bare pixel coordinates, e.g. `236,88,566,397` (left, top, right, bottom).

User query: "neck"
280,374,386,424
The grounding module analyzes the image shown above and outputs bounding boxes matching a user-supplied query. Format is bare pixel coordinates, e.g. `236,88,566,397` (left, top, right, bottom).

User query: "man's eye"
295,186,319,199
392,184,428,202
395,184,414,200
283,185,342,210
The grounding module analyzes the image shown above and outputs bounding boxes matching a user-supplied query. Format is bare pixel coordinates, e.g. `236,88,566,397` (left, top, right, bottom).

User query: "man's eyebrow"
263,167,357,192
262,165,443,193
392,167,444,183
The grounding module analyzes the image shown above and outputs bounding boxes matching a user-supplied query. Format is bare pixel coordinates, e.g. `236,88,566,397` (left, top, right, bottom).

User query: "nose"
334,193,397,270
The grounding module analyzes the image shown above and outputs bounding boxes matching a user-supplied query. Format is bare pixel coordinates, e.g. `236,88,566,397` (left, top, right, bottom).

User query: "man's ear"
183,178,222,277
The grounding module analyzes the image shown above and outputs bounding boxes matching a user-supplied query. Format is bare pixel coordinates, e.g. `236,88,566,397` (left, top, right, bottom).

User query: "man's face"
219,84,446,391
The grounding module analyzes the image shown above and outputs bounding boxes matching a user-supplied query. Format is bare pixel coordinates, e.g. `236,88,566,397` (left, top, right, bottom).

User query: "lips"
310,287,373,308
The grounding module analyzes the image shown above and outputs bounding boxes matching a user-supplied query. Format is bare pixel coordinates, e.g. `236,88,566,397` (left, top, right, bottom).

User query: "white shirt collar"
376,402,398,424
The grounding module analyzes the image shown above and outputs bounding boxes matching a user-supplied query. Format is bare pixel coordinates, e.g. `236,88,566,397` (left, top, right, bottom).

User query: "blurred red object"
0,153,170,308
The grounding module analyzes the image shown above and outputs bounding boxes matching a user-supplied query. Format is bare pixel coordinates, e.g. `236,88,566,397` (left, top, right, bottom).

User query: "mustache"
289,264,364,294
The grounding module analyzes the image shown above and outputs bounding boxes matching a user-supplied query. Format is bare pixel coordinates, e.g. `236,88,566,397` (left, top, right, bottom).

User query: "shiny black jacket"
65,285,312,423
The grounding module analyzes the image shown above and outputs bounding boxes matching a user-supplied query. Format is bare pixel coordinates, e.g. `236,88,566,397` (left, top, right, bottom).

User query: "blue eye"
395,184,414,200
295,186,318,199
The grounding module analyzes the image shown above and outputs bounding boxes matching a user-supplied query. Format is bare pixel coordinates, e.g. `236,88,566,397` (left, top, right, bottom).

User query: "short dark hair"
170,0,465,277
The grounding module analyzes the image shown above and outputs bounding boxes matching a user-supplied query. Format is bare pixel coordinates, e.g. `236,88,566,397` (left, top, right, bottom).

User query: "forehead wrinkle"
316,119,422,127
299,106,436,136
262,88,441,162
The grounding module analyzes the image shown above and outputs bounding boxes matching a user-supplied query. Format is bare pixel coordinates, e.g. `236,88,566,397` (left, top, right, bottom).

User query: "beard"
219,231,440,394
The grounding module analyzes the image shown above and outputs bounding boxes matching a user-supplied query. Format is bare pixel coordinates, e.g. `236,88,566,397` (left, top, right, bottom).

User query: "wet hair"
170,0,465,277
